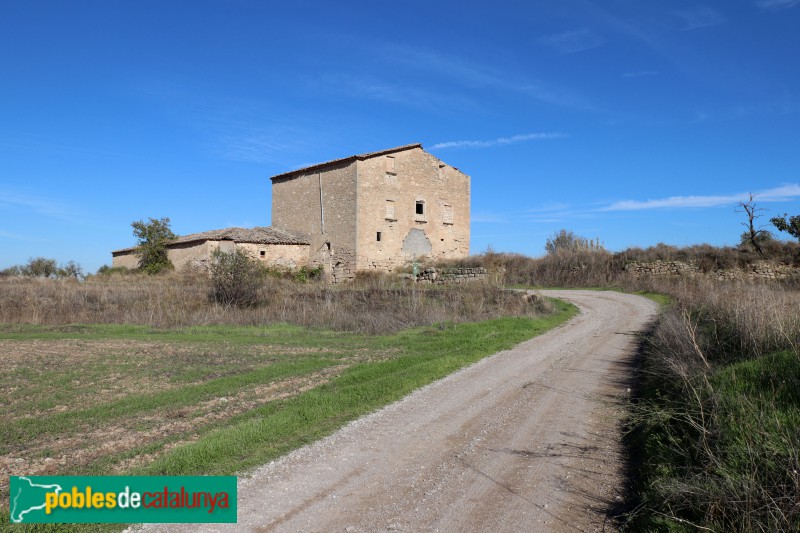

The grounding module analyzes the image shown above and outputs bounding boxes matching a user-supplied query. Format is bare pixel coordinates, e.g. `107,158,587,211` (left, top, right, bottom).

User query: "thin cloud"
674,6,727,31
472,212,511,224
622,70,659,78
376,44,598,111
0,190,84,222
431,132,568,150
755,0,799,11
0,229,40,241
318,73,475,112
603,184,800,211
539,29,605,54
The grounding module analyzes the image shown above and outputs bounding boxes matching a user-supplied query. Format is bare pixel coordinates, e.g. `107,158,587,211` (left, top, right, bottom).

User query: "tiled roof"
112,226,309,254
270,143,422,180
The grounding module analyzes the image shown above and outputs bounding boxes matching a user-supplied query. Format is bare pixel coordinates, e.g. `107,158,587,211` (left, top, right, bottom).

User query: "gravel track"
134,290,657,533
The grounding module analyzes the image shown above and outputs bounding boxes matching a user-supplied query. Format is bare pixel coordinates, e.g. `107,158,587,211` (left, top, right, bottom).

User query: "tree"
131,217,177,274
57,261,85,280
2,257,84,279
545,229,605,255
771,213,800,241
21,257,58,278
736,193,771,255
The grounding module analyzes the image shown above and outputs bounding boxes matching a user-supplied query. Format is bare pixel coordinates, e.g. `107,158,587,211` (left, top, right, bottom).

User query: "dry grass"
0,270,550,334
624,277,800,531
435,240,800,288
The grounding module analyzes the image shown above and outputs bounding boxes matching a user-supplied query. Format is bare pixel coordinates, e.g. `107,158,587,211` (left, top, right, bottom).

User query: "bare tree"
736,193,771,255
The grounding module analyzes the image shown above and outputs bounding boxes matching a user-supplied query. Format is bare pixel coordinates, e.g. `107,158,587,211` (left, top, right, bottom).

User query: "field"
0,274,576,530
2,243,799,531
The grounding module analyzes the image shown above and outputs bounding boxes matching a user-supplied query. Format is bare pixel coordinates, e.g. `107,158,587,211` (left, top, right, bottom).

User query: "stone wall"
112,240,310,272
416,267,487,284
623,260,700,276
355,147,470,272
624,260,799,281
271,161,358,283
235,242,309,270
110,250,139,269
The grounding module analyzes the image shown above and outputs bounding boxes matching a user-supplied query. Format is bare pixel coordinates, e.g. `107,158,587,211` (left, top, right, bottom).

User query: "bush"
209,249,265,308
544,229,605,255
96,265,132,276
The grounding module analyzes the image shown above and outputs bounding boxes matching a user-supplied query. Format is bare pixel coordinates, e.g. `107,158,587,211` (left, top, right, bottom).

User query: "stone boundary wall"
624,260,799,281
416,267,487,284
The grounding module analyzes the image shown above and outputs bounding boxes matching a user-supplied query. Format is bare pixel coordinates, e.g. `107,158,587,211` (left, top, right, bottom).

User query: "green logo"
9,476,237,524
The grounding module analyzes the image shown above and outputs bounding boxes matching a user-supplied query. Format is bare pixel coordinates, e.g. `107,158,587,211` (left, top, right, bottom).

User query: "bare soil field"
135,290,657,532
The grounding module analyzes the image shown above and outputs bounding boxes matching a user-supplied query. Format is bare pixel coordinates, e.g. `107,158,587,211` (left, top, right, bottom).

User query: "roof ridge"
270,143,422,181
111,226,310,254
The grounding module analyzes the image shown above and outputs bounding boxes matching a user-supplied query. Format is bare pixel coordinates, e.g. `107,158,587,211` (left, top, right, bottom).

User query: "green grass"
0,300,577,531
626,349,800,531
137,304,576,476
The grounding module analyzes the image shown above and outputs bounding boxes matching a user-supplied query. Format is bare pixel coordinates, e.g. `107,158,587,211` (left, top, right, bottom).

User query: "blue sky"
2,0,799,272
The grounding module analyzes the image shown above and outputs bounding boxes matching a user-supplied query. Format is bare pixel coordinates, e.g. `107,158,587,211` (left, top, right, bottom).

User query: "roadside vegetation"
2,214,798,530
436,228,800,531
0,261,574,530
622,281,800,531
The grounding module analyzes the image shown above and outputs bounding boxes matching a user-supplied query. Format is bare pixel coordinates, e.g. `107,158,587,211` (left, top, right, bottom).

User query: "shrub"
544,229,605,255
209,249,265,308
96,265,132,276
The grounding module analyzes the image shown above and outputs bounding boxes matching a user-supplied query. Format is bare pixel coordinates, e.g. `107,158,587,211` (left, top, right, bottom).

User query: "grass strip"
1,357,336,453
0,301,576,531
136,303,576,476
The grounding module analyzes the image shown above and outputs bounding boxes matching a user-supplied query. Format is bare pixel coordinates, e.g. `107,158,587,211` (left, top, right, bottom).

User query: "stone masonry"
623,259,799,281
416,267,487,284
271,144,470,282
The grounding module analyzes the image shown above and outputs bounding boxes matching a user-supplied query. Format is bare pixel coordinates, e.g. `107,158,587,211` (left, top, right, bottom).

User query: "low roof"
112,226,309,254
270,143,422,181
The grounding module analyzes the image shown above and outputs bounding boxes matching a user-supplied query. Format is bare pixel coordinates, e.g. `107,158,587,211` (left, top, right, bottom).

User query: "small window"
385,200,396,220
386,156,396,174
376,232,382,242
416,201,425,215
259,250,266,257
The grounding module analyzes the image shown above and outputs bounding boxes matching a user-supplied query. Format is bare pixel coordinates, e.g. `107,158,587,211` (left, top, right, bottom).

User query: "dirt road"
136,290,657,532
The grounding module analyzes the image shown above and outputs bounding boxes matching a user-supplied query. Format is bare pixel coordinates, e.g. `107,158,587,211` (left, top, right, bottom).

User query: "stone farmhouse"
112,144,470,282
111,226,310,271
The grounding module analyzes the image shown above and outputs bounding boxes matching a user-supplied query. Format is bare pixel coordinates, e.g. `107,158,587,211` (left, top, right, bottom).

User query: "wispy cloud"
602,184,800,211
0,229,41,241
754,0,799,11
673,6,727,31
215,129,310,164
0,190,84,222
431,132,568,150
376,44,598,111
472,212,511,224
539,29,605,54
622,70,660,78
316,73,475,112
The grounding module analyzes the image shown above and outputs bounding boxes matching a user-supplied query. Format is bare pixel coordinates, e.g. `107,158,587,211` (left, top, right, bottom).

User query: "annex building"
112,144,470,282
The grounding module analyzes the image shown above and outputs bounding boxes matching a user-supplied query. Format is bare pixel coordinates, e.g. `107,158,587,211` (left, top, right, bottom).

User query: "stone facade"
271,144,470,282
112,145,470,282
